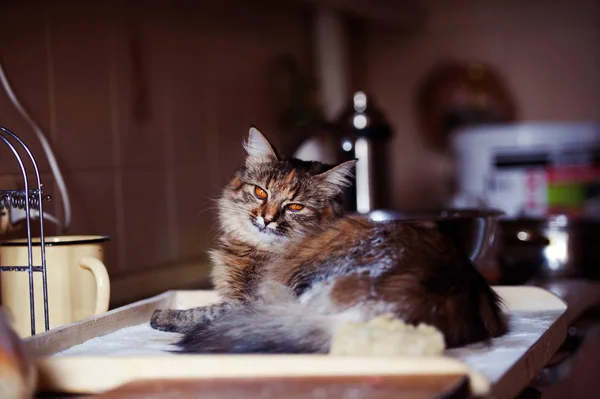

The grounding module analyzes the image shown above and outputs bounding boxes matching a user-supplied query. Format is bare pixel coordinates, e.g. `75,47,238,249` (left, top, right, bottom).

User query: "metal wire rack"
0,125,51,335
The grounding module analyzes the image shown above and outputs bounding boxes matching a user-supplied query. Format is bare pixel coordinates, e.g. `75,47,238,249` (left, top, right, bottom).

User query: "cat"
150,127,508,353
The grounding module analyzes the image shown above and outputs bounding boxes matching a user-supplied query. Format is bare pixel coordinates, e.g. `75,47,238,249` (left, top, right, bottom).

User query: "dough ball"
329,314,445,357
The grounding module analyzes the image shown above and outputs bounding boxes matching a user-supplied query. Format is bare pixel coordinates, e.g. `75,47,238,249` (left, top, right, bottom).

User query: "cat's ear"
316,159,357,195
244,127,278,165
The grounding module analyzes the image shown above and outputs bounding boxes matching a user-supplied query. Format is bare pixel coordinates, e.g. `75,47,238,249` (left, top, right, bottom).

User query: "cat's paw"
150,302,237,333
150,309,187,333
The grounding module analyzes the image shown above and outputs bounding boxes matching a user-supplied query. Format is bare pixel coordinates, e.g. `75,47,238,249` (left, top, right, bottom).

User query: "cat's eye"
287,203,304,212
254,186,268,200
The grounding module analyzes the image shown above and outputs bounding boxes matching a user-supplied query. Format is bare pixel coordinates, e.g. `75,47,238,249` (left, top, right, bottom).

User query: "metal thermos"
333,92,393,213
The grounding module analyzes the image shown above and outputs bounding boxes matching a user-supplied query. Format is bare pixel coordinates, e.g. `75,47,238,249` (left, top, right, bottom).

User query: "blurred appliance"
450,122,600,219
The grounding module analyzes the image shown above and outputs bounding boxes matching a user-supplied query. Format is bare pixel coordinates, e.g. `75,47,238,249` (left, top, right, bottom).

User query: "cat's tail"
174,283,343,354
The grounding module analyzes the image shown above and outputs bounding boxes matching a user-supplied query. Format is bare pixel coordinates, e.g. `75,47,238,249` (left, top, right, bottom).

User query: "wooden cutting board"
26,286,568,399
90,375,472,399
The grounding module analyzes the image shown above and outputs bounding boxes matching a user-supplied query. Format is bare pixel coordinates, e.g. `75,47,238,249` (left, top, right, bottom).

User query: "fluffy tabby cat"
150,127,507,353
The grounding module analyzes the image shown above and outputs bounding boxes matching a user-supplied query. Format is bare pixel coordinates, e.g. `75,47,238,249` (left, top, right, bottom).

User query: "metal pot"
362,208,503,264
498,216,600,284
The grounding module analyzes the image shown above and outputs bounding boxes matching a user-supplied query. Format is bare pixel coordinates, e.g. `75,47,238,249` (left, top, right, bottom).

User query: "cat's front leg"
150,301,235,333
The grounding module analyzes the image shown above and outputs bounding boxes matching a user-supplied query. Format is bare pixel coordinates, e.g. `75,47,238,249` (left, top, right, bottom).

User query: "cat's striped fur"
150,127,508,352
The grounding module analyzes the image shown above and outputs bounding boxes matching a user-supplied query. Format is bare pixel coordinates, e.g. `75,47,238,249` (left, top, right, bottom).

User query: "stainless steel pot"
498,216,600,284
361,208,503,264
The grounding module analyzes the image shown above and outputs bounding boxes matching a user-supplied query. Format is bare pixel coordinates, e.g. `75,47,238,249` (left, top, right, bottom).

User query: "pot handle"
504,230,551,246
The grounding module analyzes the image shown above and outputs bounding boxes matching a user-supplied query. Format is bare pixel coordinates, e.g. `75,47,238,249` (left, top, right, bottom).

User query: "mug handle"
79,256,110,315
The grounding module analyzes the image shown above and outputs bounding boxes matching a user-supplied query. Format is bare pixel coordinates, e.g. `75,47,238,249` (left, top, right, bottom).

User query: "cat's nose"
263,213,279,225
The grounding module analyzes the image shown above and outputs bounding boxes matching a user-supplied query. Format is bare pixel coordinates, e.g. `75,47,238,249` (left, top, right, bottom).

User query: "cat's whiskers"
194,196,224,217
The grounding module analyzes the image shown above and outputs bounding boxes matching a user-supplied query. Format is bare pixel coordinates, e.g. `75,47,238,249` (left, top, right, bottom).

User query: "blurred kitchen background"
0,1,598,307
0,1,599,397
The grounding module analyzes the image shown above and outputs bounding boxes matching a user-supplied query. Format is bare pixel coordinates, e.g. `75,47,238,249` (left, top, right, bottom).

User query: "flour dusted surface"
446,309,563,382
52,309,563,385
53,323,181,357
